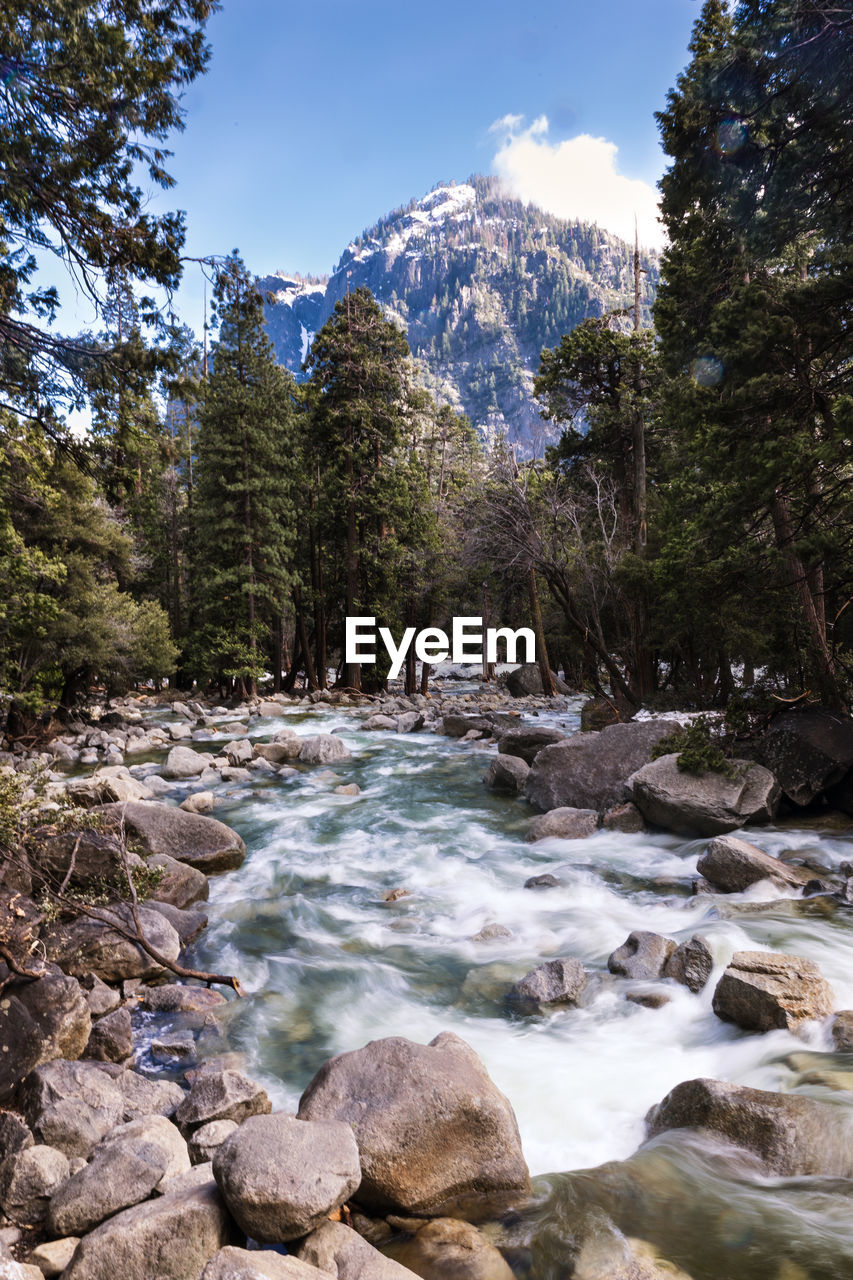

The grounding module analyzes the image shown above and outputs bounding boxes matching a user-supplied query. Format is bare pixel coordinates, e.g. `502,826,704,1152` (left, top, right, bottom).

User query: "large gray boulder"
497,727,566,765
100,802,246,875
139,984,227,1015
505,665,570,697
12,966,92,1065
42,903,181,982
47,1130,176,1236
507,959,587,1015
712,951,834,1031
84,1006,133,1062
696,834,813,893
751,707,853,806
525,722,677,814
212,1113,361,1243
298,1221,420,1280
62,1178,232,1280
0,997,44,1102
201,1248,327,1280
645,1077,853,1176
298,734,352,765
483,754,529,795
663,936,714,993
163,746,210,779
175,1070,271,1134
145,852,210,908
297,1032,530,1215
626,755,780,836
28,829,126,891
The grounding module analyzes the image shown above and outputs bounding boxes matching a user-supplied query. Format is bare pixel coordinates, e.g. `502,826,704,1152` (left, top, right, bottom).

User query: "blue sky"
60,0,702,338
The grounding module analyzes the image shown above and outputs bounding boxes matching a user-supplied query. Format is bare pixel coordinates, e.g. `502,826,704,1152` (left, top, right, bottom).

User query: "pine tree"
193,254,297,696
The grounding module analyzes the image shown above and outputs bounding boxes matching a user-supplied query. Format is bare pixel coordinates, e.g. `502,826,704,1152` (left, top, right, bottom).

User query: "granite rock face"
712,951,834,1032
525,723,678,814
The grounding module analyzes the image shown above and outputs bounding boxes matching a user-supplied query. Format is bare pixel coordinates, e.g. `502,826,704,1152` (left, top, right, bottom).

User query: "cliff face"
259,175,658,449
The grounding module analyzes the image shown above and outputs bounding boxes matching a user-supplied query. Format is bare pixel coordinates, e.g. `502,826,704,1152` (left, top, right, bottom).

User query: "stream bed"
136,696,853,1279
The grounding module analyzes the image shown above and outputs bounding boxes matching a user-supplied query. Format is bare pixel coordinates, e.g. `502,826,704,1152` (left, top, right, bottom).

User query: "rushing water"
135,697,853,1279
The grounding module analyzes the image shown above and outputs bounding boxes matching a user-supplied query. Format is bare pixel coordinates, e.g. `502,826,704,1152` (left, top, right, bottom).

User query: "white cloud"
490,116,664,251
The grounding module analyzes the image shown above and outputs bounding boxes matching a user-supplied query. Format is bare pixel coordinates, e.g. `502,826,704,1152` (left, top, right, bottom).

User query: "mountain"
259,174,659,449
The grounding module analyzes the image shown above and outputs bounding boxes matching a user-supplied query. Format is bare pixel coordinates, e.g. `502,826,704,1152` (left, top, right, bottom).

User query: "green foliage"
651,716,735,776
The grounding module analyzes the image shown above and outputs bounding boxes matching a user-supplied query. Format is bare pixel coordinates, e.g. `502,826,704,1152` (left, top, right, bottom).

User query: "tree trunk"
528,568,556,696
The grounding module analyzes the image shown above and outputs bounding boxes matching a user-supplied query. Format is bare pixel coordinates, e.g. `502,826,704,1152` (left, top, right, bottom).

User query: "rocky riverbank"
2,686,853,1277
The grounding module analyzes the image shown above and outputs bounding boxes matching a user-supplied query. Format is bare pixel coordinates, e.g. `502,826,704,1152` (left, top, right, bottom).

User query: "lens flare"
717,118,748,155
691,356,724,387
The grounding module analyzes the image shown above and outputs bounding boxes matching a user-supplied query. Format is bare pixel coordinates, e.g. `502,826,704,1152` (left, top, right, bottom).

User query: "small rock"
482,755,529,795
188,1120,238,1166
601,802,645,833
696,834,812,893
200,1246,327,1280
151,1034,197,1064
523,873,561,890
608,932,676,981
180,791,216,815
507,959,587,1014
831,1011,853,1051
626,992,671,1009
0,1144,70,1225
382,888,411,903
163,746,210,779
139,985,227,1015
663,936,714,994
298,1220,420,1280
85,1006,133,1063
81,973,121,1019
298,735,352,765
391,1217,514,1280
333,784,360,796
525,807,598,842
497,728,566,765
471,924,512,943
175,1070,271,1134
28,1237,80,1277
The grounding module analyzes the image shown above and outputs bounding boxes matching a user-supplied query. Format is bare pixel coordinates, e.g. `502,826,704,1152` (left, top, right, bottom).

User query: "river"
133,693,853,1279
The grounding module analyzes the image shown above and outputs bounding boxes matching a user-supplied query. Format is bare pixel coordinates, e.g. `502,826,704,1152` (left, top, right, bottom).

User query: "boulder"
28,829,126,891
482,755,529,794
361,714,398,732
523,874,560,890
188,1120,238,1166
84,1006,133,1062
117,1071,184,1121
13,966,92,1064
497,728,566,765
626,755,780,836
397,712,424,734
147,901,209,946
0,998,54,1102
223,740,253,767
0,1112,34,1162
525,807,598,842
97,1115,189,1183
139,984,227,1015
608,932,675,981
180,792,216,815
297,1032,530,1215
645,1076,853,1176
144,853,210,908
212,1112,361,1242
506,959,587,1015
42,903,181,982
579,697,620,732
696,834,812,893
441,716,493,739
100,802,246,875
200,1247,327,1280
253,743,299,764
505,665,570,697
390,1217,514,1280
751,708,853,807
175,1070,271,1134
66,771,153,807
81,973,121,1019
662,936,714,993
163,746,211,779
47,1131,175,1236
298,735,352,765
712,951,834,1031
298,1221,420,1280
16,1061,126,1157
0,1144,70,1226
525,722,677,814
62,1179,232,1280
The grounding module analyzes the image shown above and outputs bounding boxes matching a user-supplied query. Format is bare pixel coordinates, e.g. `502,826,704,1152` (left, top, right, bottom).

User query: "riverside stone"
525,722,677,814
297,1032,530,1215
42,903,181,982
645,1076,853,1176
497,728,566,765
608,932,676,981
47,1134,173,1236
28,829,126,891
0,1143,70,1226
696,834,812,893
505,665,570,697
298,734,352,764
175,1070,271,1134
144,852,210,908
139,984,227,1014
525,807,598,842
13,966,92,1065
391,1217,514,1280
252,743,299,764
188,1120,237,1166
507,959,587,1014
601,802,645,833
663,936,714,993
832,1011,853,1051
81,973,121,1018
712,951,834,1031
84,1006,133,1062
200,1247,327,1280
16,1061,126,1157
298,1221,420,1280
62,1179,232,1280
751,707,853,807
626,756,780,836
100,802,246,875
147,900,209,946
28,1237,80,1277
212,1112,361,1242
482,755,529,794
